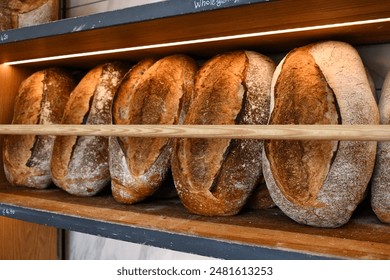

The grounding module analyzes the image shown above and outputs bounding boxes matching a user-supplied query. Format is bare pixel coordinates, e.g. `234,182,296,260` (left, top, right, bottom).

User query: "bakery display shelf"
0,183,389,260
1,0,390,68
1,0,390,260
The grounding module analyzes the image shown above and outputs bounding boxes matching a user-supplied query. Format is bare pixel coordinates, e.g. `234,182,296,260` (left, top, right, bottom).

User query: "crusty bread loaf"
3,68,76,189
0,0,58,31
172,51,275,216
246,177,275,209
109,55,197,204
263,41,379,228
51,62,129,196
371,69,390,223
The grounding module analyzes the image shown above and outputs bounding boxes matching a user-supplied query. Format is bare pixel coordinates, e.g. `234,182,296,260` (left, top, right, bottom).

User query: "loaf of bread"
109,55,197,204
262,41,379,227
246,178,275,209
3,68,76,189
172,51,275,216
371,69,390,223
0,0,58,31
51,62,129,196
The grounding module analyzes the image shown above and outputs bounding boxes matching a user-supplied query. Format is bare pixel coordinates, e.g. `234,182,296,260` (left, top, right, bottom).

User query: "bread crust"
263,41,379,227
1,0,58,30
246,177,275,209
109,55,197,204
3,68,76,189
371,69,390,223
172,51,275,216
51,62,129,196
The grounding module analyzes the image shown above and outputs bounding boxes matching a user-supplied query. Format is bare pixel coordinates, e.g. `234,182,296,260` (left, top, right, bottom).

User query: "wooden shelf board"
0,184,388,259
1,0,390,67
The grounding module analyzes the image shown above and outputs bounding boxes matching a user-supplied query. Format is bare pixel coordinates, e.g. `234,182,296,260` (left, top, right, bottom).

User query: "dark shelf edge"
0,0,270,45
0,203,330,260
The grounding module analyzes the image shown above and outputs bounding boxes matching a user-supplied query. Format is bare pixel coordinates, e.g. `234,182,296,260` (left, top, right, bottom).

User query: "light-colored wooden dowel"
0,124,389,141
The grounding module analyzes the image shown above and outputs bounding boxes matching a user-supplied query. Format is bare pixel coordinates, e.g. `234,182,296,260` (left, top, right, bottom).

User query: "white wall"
66,231,214,260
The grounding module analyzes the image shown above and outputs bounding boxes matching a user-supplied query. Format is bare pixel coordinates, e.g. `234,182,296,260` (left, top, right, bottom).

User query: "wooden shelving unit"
0,184,388,259
0,0,389,259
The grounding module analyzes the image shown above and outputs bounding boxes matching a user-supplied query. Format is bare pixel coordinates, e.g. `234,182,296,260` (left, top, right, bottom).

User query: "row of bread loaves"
109,51,276,213
2,52,276,214
3,41,389,228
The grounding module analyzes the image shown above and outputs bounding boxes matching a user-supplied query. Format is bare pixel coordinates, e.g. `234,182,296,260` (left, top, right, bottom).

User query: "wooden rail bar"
0,124,389,141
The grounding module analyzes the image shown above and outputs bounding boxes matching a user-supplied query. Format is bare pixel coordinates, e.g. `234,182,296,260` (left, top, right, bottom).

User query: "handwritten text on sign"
0,33,9,42
193,0,240,9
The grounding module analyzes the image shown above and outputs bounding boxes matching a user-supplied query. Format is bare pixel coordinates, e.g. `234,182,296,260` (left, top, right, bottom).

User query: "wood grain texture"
0,124,389,141
0,184,388,259
0,216,58,259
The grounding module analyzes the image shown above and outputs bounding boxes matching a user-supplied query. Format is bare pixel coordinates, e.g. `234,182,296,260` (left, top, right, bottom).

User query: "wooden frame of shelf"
0,0,389,259
2,0,390,68
0,184,388,259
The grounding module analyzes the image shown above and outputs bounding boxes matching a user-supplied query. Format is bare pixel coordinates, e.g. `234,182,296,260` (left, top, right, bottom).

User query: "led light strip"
4,17,390,66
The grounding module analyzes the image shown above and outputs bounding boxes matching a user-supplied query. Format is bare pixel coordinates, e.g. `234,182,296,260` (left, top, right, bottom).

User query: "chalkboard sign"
169,0,270,12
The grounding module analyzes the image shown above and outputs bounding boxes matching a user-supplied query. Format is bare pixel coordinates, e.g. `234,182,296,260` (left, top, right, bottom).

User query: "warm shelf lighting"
3,17,390,66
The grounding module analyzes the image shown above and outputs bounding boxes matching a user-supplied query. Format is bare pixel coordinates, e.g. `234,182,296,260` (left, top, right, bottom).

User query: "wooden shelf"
1,0,390,68
0,184,388,260
0,0,390,260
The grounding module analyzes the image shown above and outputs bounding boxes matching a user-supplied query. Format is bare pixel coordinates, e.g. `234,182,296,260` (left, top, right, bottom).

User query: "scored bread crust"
51,62,129,196
172,51,275,216
263,41,379,227
109,55,198,204
371,70,390,223
3,68,75,189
